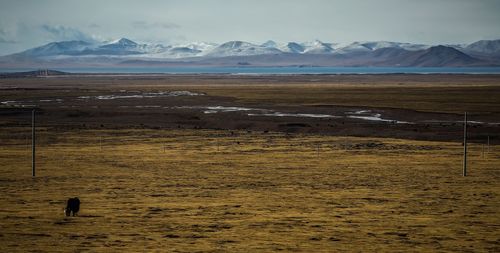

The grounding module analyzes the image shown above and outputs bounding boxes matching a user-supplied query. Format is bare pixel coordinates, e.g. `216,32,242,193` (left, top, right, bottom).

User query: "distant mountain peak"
302,40,334,54
111,38,137,46
222,41,245,47
261,40,278,48
207,40,281,57
408,45,480,67
11,40,94,57
465,39,500,55
279,42,305,53
427,45,467,55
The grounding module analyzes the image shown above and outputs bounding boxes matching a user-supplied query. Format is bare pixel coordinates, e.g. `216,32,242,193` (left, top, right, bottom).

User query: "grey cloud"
0,38,16,43
1,0,500,55
40,24,95,42
131,21,180,29
0,27,17,43
0,39,16,43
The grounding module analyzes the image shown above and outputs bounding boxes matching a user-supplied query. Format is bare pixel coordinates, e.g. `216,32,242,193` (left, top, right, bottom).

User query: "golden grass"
0,128,499,252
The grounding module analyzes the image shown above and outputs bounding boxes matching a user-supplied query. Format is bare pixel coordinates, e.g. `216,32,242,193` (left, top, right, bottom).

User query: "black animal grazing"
64,197,80,216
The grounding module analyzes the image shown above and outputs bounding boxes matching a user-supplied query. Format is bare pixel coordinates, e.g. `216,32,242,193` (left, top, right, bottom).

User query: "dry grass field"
1,74,499,252
0,127,499,252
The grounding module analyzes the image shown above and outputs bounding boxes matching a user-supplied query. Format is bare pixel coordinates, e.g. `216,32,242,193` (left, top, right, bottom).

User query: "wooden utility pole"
463,112,467,177
487,136,490,153
32,109,36,177
26,134,29,152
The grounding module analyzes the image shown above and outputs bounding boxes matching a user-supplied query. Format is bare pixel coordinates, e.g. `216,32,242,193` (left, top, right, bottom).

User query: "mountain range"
1,38,500,67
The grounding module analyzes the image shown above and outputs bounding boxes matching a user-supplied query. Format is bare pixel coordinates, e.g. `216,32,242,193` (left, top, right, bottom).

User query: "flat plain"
0,74,499,252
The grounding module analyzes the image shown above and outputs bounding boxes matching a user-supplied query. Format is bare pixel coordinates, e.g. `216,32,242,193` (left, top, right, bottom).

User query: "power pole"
463,112,467,177
32,109,36,177
487,136,490,153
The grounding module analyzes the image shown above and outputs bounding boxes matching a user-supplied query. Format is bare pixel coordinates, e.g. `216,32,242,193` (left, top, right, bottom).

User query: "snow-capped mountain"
87,38,145,55
465,39,500,55
205,41,282,57
0,37,439,59
261,40,279,48
336,41,429,54
301,40,336,54
278,42,305,53
1,37,499,67
264,40,338,54
13,40,96,57
359,41,428,51
102,38,138,49
335,42,372,54
182,42,218,52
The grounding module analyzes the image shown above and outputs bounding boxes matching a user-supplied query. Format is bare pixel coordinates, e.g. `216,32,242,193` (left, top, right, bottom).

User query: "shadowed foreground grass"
0,128,499,252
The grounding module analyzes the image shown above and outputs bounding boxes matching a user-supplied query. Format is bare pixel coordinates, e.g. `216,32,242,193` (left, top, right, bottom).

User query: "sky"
0,0,499,55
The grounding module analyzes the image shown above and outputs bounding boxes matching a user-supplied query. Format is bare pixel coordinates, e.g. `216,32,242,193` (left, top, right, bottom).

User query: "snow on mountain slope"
336,42,371,54
146,47,200,58
13,38,152,57
360,41,428,51
465,39,500,55
103,38,138,48
136,43,170,54
8,38,435,59
182,42,218,52
90,38,147,55
141,42,218,58
279,42,306,53
206,41,282,57
13,40,95,57
301,40,336,54
337,41,429,54
361,41,401,50
398,43,430,51
4,37,499,67
261,40,278,48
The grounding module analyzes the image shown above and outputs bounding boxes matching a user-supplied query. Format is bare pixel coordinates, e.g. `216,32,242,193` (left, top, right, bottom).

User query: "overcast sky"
0,0,499,55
